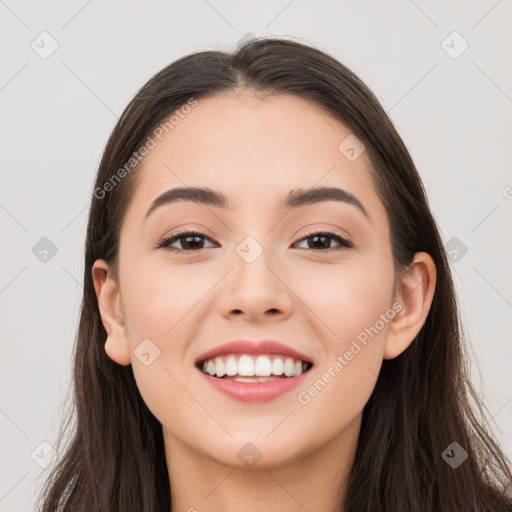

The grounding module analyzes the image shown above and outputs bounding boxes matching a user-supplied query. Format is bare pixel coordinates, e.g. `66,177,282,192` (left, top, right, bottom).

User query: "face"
95,92,405,470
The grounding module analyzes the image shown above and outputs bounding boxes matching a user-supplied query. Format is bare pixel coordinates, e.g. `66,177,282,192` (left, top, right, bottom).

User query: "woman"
36,36,512,511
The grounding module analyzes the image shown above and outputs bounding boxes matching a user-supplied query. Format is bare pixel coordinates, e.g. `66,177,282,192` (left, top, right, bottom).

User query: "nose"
217,242,294,323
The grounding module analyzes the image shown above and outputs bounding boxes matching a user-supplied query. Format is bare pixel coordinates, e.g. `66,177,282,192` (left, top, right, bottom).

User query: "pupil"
183,235,203,250
309,235,329,249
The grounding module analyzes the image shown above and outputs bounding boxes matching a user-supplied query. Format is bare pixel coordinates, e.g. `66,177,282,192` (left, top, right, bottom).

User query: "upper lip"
195,340,314,366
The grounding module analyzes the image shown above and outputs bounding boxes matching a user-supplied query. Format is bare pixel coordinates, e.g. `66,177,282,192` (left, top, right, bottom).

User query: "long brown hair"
36,36,512,511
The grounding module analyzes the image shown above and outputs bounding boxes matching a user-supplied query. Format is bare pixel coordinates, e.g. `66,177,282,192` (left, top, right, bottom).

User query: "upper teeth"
201,354,309,378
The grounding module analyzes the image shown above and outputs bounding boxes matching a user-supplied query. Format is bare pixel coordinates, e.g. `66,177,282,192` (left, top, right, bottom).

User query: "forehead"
124,92,385,225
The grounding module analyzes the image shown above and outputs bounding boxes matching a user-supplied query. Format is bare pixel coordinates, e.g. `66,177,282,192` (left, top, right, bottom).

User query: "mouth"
196,354,314,383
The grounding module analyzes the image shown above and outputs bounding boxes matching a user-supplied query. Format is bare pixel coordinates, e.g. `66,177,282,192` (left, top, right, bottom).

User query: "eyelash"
155,229,354,253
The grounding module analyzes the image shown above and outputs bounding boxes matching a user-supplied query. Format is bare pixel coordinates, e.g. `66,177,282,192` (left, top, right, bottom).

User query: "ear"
384,252,437,360
91,259,131,366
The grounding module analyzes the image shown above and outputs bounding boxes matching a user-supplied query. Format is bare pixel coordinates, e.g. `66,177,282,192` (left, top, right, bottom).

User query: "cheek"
122,266,201,429
291,255,394,418
120,255,202,342
119,258,215,405
289,253,395,349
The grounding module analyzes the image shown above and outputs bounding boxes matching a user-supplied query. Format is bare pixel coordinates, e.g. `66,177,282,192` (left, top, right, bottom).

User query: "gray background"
1,0,511,509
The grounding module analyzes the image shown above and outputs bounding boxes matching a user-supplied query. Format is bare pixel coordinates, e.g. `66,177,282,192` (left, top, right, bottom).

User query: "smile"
198,354,313,380
196,353,314,402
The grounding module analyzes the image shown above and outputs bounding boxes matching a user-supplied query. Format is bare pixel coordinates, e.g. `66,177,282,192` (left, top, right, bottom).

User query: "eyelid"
294,228,354,249
156,224,218,244
154,228,219,251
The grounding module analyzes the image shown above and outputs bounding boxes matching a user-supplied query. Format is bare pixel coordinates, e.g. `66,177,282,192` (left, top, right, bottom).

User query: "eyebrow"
143,185,370,223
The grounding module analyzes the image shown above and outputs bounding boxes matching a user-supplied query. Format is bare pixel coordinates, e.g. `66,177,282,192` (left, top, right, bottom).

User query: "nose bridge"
220,231,293,319
232,233,278,288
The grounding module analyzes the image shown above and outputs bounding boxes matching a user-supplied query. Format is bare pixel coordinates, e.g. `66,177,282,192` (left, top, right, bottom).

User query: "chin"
204,434,311,471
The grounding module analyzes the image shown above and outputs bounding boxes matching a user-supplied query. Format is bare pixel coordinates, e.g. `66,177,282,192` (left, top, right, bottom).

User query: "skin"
92,91,436,512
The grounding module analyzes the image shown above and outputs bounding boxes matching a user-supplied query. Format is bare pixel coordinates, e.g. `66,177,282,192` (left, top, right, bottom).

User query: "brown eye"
156,231,217,252
294,231,353,251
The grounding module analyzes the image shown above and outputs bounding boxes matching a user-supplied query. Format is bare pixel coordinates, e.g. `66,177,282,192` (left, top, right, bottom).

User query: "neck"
163,414,361,512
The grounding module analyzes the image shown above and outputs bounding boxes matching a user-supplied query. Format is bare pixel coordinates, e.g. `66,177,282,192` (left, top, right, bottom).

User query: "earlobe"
383,252,437,360
92,260,131,366
104,333,131,366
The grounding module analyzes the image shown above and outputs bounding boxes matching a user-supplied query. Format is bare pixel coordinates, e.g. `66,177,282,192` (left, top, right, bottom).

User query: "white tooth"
225,355,238,376
215,357,225,377
203,361,208,373
232,376,258,383
206,360,216,376
254,355,272,376
258,376,280,382
272,357,284,376
291,360,302,376
283,357,295,377
229,375,282,383
238,355,255,376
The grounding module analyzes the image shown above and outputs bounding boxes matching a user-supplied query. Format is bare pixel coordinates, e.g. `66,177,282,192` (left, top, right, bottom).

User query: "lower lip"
197,367,312,402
